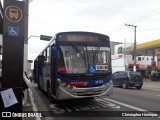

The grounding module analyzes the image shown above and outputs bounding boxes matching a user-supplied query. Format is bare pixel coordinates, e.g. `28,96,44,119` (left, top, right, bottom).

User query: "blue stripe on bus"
57,74,112,87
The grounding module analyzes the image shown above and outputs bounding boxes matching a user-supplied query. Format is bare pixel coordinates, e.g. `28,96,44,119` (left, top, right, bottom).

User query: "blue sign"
118,46,122,53
8,26,19,37
89,65,96,73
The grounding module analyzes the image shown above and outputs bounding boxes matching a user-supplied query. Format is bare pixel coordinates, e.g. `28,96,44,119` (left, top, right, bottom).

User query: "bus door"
51,46,57,96
37,55,45,89
33,60,38,83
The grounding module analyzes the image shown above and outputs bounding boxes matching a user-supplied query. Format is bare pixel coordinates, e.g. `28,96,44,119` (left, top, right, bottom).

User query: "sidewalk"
22,76,41,120
23,78,53,120
22,90,35,120
143,78,160,90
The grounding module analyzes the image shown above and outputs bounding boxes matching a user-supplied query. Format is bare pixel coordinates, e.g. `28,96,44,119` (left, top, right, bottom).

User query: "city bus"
33,31,113,100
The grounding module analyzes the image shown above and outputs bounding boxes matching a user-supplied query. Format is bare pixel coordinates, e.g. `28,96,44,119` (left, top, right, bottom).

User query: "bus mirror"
40,35,52,41
28,60,33,63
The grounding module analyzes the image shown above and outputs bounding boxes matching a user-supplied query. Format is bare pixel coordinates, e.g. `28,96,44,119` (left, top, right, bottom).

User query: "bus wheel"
38,84,41,90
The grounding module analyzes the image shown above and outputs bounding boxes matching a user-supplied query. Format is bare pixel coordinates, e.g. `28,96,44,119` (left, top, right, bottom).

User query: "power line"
75,0,140,16
139,28,160,31
127,8,160,24
109,7,160,34
75,0,160,22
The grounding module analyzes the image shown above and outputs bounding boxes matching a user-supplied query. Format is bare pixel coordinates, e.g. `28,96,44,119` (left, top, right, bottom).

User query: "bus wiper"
71,43,85,60
92,47,100,64
95,47,100,55
90,46,100,55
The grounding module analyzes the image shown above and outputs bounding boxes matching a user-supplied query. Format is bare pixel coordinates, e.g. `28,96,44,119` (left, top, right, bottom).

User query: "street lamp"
28,35,52,41
125,23,137,72
28,35,40,40
40,35,52,41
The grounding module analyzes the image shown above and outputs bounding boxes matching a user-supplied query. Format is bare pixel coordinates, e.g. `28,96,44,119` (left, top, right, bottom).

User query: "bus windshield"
58,44,110,74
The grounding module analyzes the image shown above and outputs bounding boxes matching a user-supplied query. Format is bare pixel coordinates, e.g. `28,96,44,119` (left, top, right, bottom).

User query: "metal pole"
124,38,126,71
133,26,137,72
28,35,40,40
125,23,137,71
2,0,25,118
0,0,3,34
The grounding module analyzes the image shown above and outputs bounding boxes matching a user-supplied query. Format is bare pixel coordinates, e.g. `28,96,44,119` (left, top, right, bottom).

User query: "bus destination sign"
67,35,100,42
58,33,102,43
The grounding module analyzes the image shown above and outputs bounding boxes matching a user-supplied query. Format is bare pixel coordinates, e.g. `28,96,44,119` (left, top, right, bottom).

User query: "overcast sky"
27,0,160,60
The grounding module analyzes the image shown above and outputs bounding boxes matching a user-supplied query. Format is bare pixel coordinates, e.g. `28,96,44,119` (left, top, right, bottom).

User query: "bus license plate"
86,91,94,94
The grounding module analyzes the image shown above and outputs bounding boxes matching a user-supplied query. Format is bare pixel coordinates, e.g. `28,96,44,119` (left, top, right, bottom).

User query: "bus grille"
75,90,103,96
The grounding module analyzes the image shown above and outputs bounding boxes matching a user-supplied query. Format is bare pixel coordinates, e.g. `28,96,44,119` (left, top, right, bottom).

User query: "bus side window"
47,47,50,63
39,54,45,67
44,49,48,66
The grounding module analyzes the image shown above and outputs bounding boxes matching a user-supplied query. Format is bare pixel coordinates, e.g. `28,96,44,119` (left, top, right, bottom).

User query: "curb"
23,74,41,120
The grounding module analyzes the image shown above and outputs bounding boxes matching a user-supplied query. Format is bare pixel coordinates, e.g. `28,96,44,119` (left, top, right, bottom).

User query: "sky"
26,0,160,60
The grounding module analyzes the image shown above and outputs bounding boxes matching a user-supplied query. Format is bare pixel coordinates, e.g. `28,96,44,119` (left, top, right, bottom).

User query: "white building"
112,44,156,75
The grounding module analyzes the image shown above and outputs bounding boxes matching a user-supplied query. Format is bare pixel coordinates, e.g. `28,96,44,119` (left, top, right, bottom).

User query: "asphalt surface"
21,78,160,120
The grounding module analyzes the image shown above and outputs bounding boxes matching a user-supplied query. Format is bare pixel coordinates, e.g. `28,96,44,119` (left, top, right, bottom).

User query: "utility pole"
124,38,127,71
125,23,137,72
0,0,3,34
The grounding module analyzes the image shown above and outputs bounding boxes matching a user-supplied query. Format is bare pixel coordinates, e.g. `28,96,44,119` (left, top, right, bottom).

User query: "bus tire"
38,84,41,90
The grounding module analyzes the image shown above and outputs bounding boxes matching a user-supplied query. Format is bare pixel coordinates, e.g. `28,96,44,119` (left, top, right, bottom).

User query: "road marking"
81,102,96,109
50,98,122,114
71,106,81,111
95,98,120,109
114,87,160,97
94,99,109,107
103,98,147,111
63,105,72,112
87,100,101,109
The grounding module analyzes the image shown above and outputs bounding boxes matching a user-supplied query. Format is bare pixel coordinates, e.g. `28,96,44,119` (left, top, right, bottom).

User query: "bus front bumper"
56,81,113,100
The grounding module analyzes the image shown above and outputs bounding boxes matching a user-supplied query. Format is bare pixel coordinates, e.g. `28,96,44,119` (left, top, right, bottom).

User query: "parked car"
112,71,143,89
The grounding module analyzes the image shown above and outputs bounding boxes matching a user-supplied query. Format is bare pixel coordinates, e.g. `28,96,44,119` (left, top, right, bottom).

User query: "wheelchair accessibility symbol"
8,26,19,37
89,65,96,73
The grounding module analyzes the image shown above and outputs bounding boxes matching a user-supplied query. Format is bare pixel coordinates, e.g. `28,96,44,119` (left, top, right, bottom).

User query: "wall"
112,54,125,73
111,43,157,72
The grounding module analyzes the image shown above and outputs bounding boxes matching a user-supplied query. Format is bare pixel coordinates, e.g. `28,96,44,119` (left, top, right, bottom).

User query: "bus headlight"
105,80,112,87
58,78,67,87
109,80,113,86
57,78,73,90
57,78,62,85
68,85,73,90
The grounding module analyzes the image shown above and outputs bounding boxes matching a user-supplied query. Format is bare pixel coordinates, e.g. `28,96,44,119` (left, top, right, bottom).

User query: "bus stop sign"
2,0,25,115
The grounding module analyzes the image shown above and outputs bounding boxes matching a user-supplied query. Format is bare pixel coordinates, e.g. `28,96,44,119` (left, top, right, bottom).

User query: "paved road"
110,86,160,111
22,78,160,120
